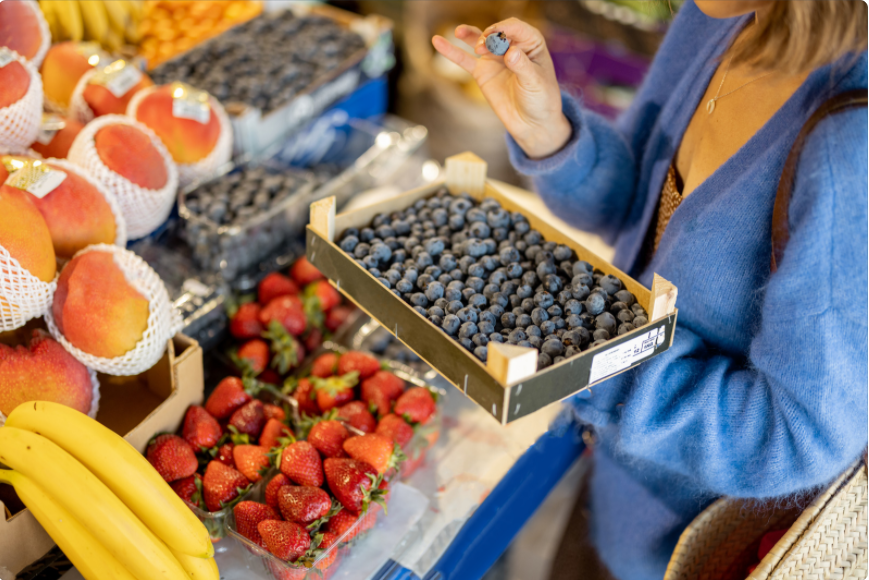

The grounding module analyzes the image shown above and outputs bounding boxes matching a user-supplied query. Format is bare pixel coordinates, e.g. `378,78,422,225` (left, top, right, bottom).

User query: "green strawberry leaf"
218,483,253,512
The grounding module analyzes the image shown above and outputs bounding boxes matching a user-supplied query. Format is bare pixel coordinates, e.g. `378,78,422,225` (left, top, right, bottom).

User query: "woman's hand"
432,18,572,160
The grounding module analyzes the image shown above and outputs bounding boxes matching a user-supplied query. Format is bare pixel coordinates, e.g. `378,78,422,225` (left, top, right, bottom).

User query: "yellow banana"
52,0,83,41
79,0,109,43
38,1,60,42
104,28,123,51
6,401,214,559
0,470,138,580
103,0,129,36
0,427,189,580
172,549,220,580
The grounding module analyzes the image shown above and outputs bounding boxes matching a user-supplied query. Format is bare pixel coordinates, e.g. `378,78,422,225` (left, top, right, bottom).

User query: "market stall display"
37,0,144,53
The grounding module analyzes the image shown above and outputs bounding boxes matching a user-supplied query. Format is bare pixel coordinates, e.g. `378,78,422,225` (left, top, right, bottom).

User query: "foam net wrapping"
41,156,129,248
0,50,43,154
67,69,98,125
67,114,178,240
0,365,100,427
127,86,233,188
44,244,183,376
0,247,57,331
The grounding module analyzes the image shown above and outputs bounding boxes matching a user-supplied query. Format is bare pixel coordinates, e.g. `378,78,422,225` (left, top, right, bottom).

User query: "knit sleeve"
571,109,869,498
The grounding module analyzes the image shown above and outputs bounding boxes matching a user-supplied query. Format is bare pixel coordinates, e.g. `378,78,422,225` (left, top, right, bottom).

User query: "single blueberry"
447,300,464,315
482,284,500,299
600,274,623,295
533,292,555,309
377,277,392,288
474,345,488,361
584,293,606,316
542,338,564,357
457,307,479,324
359,228,375,243
466,276,485,293
538,352,553,369
553,245,573,262
429,314,444,327
480,255,498,271
487,208,510,228
417,274,433,291
617,323,635,336
479,310,497,326
510,294,523,309
566,314,583,329
517,313,533,328
579,313,596,329
508,328,527,343
370,243,392,263
595,312,617,334
424,238,445,256
466,207,487,223
573,261,593,276
413,305,428,317
617,309,635,324
473,333,489,348
526,324,542,337
363,255,380,269
592,328,610,341
459,321,478,339
449,268,465,281
354,243,371,259
428,305,446,319
478,320,495,335
396,279,413,294
416,252,433,269
375,225,395,239
438,274,453,286
552,317,566,329
490,292,509,308
501,312,517,328
531,307,549,326
527,335,542,349
631,303,647,316
435,298,449,310
521,297,535,313
516,284,534,299
557,290,574,306
432,208,448,227
614,289,636,306
425,265,443,278
404,268,419,284
468,263,486,278
444,288,462,302
542,274,563,293
489,332,505,343
547,304,563,319
340,235,359,253
489,270,507,286
610,301,629,314
462,287,477,301
449,213,465,230
460,337,474,351
506,263,524,279
410,292,429,307
499,246,520,265
404,236,421,251
469,221,491,240
488,304,506,319
469,293,488,308
540,320,556,336
633,315,648,327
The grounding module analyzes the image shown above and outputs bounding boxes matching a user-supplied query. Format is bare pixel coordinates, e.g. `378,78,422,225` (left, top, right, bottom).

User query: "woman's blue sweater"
506,2,868,578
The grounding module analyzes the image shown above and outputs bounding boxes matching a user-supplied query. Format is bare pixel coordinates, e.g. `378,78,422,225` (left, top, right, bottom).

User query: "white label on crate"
0,47,15,68
6,164,67,199
588,325,666,384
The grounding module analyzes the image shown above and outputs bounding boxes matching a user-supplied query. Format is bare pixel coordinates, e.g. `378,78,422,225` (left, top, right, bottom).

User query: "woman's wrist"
515,112,574,160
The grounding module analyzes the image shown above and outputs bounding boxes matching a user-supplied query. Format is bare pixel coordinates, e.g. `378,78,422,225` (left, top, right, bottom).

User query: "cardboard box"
306,153,679,424
0,333,203,576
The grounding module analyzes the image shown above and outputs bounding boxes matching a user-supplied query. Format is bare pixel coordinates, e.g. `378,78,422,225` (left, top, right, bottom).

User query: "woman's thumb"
503,46,539,87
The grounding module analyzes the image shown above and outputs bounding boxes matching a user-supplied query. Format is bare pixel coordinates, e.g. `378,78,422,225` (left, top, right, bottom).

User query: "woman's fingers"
481,17,548,61
455,24,482,49
503,45,541,89
432,35,477,74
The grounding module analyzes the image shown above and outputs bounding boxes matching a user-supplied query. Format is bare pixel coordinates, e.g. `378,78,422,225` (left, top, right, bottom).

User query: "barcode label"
7,167,67,199
588,325,666,384
104,64,142,98
172,98,210,124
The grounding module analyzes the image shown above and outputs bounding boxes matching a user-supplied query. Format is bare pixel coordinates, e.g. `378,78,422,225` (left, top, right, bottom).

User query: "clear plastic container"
183,476,269,550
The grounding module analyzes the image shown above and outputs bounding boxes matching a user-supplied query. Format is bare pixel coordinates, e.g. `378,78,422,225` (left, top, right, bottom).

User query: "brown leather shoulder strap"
771,89,868,272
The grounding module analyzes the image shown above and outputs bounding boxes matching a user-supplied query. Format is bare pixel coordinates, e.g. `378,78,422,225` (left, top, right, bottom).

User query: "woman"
433,2,867,579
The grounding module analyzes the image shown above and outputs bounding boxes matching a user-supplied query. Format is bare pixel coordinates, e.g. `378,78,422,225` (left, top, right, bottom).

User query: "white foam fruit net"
67,114,178,240
67,68,97,125
127,86,233,188
0,365,100,427
0,247,57,331
44,244,183,376
0,50,43,154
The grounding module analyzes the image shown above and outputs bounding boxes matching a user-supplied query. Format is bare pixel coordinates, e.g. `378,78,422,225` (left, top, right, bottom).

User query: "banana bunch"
0,401,217,580
39,0,144,51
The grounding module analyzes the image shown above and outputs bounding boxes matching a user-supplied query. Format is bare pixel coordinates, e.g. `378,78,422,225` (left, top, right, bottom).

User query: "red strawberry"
308,420,349,459
234,501,279,548
325,510,361,543
258,519,311,561
264,404,286,422
394,387,436,424
230,302,264,340
279,441,324,487
260,295,307,336
259,369,281,385
259,272,300,305
375,414,414,449
325,305,354,332
323,458,382,515
363,371,405,400
312,373,358,412
182,405,221,450
237,339,270,375
343,434,398,474
233,445,270,483
311,353,339,378
169,474,202,508
202,460,250,512
214,442,235,467
314,530,340,571
337,351,380,380
147,435,197,483
278,486,332,525
228,399,266,440
306,280,341,312
265,473,293,512
290,257,324,286
337,401,377,434
260,418,293,450
292,378,320,417
262,321,305,374
363,386,391,417
205,377,252,420
303,328,323,353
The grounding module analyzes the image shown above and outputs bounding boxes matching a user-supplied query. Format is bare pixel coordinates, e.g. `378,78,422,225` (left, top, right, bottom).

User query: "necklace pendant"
706,98,716,114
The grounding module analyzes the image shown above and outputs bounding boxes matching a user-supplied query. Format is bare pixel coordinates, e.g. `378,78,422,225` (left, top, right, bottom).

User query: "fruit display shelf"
306,153,679,424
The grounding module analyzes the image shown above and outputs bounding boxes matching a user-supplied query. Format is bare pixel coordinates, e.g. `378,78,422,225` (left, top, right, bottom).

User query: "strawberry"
375,414,414,449
278,486,332,525
325,509,361,543
311,372,358,412
362,371,405,400
259,272,300,305
342,434,401,474
169,474,202,509
394,387,436,424
308,420,349,459
237,339,270,375
311,353,338,378
291,378,320,417
290,257,324,287
205,377,252,420
182,405,221,450
306,280,341,312
147,434,197,482
260,295,307,336
202,460,251,512
265,473,293,513
260,418,293,450
229,302,264,340
233,445,271,483
234,501,280,548
279,441,324,487
337,351,380,380
264,403,286,422
258,520,311,561
303,328,323,353
259,369,281,385
214,442,234,467
263,321,305,374
363,386,391,417
228,399,266,440
337,401,377,434
313,530,340,571
323,458,384,515
325,305,354,332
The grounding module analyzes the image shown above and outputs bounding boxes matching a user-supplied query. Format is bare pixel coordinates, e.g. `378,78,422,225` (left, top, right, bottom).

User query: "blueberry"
343,227,360,238
408,292,429,308
370,243,392,263
564,345,581,357
479,310,497,326
531,307,549,326
432,208,448,227
375,225,395,239
377,277,391,288
599,275,623,295
512,306,526,318
404,268,419,284
536,262,557,280
492,227,509,242
571,283,591,302
524,230,542,245
457,307,478,324
557,290,573,306
542,338,564,357
584,293,606,316
547,304,563,318
363,255,381,270
573,261,593,276
465,239,488,258
538,352,552,369
396,279,413,293
487,208,510,228
526,335,541,349
428,306,446,319
542,274,563,293
566,314,583,328
417,274,433,291
610,301,629,314
474,345,489,361
517,313,533,328
489,332,505,343
540,320,556,335
516,284,533,299
459,322,478,339
472,333,490,348
552,316,566,330
553,245,573,261
572,273,594,289
510,295,523,309
340,235,359,253
488,304,506,319
466,276,485,293
579,314,596,329
526,324,542,337
359,228,375,243
501,312,517,328
478,319,495,335
462,287,477,301
392,289,403,299
444,287,462,302
393,220,411,235
450,198,472,214
480,255,498,271
439,254,457,271
404,237,421,251
595,312,617,334
416,252,433,269
533,292,555,309
468,263,486,278
489,270,507,286
354,243,371,259
506,263,523,278
449,214,465,230
435,298,449,310
469,293,488,308
617,310,635,324
438,274,453,286
469,221,491,240
500,281,518,297
617,323,635,336
424,281,445,302
392,249,408,264
449,268,465,281
466,207,487,223
521,297,536,313
428,314,443,326
563,328,590,347
490,292,509,308
508,328,527,343
592,328,610,341
633,315,648,327
631,303,648,317
563,299,583,316
589,339,607,349
413,305,428,317
482,283,499,299
614,289,635,306
460,337,474,351
424,238,445,256
499,246,520,264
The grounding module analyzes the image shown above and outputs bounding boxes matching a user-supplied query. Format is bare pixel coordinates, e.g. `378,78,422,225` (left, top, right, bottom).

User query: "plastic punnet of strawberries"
227,257,356,384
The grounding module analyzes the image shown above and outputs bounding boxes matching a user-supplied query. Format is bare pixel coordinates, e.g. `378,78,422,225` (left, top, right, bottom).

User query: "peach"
83,73,153,118
53,250,150,358
28,163,117,259
133,84,221,164
30,117,84,159
94,123,168,190
40,42,101,109
0,0,43,62
0,60,31,108
0,329,93,416
0,183,56,282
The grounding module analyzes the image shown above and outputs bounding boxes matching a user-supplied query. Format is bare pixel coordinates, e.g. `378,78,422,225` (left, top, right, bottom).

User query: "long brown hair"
730,1,868,74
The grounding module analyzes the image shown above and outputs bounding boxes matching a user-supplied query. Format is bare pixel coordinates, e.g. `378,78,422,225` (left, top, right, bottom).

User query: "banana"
0,470,138,580
38,1,60,42
0,427,189,580
103,0,129,36
79,0,109,43
52,0,83,41
104,28,124,51
171,549,220,580
6,401,214,559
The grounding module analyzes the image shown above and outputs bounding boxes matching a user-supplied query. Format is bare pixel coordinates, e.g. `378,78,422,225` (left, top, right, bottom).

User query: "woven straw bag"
665,90,868,580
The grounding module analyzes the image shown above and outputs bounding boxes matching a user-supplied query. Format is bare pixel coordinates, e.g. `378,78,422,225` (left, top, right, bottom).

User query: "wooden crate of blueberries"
306,153,678,423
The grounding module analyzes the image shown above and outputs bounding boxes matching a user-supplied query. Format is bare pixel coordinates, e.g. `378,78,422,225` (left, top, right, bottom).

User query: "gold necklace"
707,55,773,114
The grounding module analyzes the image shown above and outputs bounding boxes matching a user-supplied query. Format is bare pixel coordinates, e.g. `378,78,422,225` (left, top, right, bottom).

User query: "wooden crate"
306,153,678,424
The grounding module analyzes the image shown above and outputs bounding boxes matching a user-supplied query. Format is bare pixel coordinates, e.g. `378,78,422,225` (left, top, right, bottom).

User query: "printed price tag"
6,161,66,199
170,82,211,124
90,60,143,98
588,325,667,384
0,47,16,68
35,114,66,145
